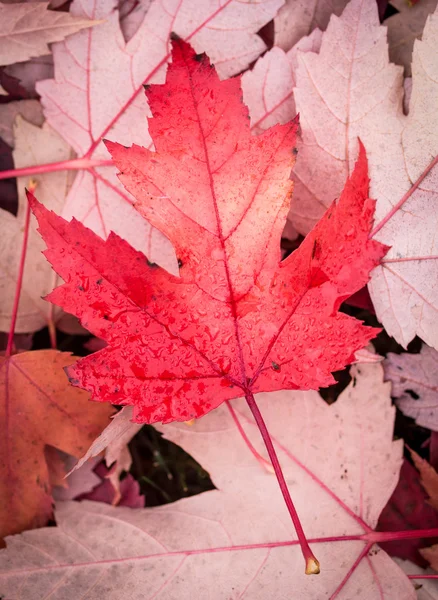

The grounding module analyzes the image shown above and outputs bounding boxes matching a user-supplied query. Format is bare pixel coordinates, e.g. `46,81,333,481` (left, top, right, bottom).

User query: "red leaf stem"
245,391,320,574
0,157,113,181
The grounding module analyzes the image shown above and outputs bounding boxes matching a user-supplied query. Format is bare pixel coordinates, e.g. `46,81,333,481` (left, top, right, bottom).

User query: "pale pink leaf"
242,29,322,135
0,116,75,333
0,363,413,598
289,0,438,349
393,558,438,599
385,345,438,431
70,406,141,475
36,0,283,272
0,1,100,66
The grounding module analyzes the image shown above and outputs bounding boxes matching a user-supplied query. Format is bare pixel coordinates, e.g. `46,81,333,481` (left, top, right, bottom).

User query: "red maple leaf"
29,38,385,425
29,39,387,572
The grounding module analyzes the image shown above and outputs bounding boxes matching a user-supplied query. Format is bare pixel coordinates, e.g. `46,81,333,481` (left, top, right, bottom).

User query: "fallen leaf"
75,461,145,508
0,362,414,598
0,1,100,66
410,448,438,511
242,29,322,135
0,116,75,333
385,345,438,431
290,0,438,349
394,558,438,598
377,459,438,567
0,349,113,539
35,0,282,268
71,406,142,476
386,0,438,76
273,0,349,51
4,56,54,97
30,39,385,423
0,99,43,147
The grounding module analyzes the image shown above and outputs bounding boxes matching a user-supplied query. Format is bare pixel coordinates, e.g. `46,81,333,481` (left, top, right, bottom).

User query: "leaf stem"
0,157,113,181
244,391,320,574
5,197,32,357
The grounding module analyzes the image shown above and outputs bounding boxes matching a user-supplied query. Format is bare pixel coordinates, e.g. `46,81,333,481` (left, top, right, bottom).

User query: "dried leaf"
0,1,100,66
0,350,113,538
0,116,75,333
410,448,438,511
385,345,438,431
290,0,438,349
0,363,412,598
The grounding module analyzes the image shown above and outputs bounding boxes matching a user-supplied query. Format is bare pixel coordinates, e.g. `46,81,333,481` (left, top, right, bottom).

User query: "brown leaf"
410,448,438,511
0,350,113,538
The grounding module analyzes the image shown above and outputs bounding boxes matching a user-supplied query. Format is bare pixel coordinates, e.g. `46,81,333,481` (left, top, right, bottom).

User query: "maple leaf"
0,349,113,539
288,0,438,350
385,345,438,431
31,0,281,268
241,29,322,135
0,363,420,599
0,115,78,334
377,458,438,567
0,1,99,66
410,448,438,512
29,38,385,425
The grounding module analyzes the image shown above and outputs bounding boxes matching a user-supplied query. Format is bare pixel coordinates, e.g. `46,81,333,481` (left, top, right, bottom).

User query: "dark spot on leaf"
405,389,420,400
143,84,151,91
103,315,109,320
96,279,103,285
147,258,158,268
271,362,280,372
170,32,182,41
193,53,204,62
178,258,183,268
292,147,298,155
78,285,84,291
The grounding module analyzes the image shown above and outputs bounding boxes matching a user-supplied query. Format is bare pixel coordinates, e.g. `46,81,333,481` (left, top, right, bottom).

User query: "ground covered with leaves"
1,0,438,598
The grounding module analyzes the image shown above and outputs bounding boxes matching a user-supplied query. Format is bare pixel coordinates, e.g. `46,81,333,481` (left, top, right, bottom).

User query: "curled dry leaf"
35,0,282,267
0,116,75,333
385,345,438,431
0,362,413,599
289,0,438,349
0,1,100,66
0,350,113,539
30,40,385,424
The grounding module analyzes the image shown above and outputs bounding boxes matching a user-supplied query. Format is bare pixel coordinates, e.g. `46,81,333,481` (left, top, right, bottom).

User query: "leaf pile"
0,1,438,598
